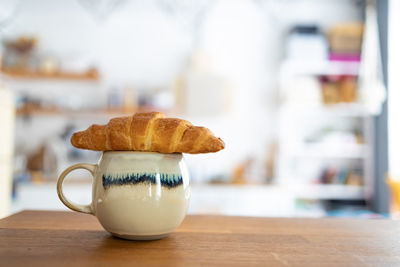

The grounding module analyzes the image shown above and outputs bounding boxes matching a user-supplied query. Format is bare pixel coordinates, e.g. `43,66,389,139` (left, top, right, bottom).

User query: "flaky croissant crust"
71,112,225,154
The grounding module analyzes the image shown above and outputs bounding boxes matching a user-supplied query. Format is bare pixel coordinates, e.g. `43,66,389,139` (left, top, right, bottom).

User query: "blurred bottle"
108,85,122,110
286,25,328,62
122,85,137,113
174,50,231,116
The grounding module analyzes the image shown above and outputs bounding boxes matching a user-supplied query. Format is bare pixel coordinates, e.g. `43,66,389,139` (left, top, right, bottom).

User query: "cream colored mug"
57,151,191,240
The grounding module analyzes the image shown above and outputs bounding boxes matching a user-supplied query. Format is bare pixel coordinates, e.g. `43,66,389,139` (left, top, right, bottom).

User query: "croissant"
71,112,225,154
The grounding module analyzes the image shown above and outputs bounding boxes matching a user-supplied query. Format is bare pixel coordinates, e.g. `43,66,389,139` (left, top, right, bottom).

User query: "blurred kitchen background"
1,0,399,219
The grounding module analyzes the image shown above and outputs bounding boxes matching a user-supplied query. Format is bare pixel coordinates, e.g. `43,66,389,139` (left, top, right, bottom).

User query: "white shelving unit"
277,59,375,205
280,103,370,117
289,184,365,200
280,60,360,77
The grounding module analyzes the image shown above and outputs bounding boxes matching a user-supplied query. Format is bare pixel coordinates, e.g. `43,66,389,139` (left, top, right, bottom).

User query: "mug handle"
57,163,96,214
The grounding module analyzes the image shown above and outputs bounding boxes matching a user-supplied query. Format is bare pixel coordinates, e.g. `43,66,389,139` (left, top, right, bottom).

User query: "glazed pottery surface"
57,151,191,240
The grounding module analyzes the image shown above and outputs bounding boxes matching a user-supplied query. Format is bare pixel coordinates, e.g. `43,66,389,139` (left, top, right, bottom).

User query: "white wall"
3,0,190,86
3,0,362,86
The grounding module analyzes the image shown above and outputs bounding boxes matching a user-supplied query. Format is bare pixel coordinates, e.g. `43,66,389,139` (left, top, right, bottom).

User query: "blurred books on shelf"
318,166,363,186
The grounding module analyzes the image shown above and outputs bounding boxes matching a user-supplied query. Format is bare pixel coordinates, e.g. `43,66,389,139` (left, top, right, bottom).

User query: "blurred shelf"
281,60,360,76
289,184,365,200
281,103,369,117
290,144,367,159
16,107,171,118
16,178,93,185
1,68,99,81
16,108,130,117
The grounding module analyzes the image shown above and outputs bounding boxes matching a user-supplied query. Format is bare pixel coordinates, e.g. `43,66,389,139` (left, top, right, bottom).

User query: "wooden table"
0,210,399,266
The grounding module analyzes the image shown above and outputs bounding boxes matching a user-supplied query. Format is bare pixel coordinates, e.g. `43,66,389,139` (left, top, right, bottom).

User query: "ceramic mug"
57,151,191,240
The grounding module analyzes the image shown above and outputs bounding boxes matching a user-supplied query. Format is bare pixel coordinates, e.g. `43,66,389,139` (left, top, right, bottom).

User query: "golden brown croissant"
71,112,225,154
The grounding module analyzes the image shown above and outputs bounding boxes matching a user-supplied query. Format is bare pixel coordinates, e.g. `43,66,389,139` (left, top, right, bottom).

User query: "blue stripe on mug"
102,173,183,189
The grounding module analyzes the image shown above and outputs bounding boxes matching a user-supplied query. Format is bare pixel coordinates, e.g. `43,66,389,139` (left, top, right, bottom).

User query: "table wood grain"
0,210,399,266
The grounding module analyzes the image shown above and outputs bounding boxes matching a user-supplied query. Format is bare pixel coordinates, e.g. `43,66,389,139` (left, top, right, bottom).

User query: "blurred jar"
387,178,400,219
